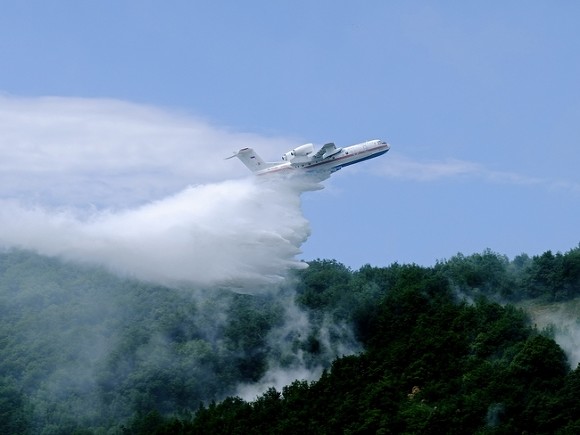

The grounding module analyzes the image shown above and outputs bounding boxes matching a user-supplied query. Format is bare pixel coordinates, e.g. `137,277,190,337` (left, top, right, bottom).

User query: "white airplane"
227,139,390,176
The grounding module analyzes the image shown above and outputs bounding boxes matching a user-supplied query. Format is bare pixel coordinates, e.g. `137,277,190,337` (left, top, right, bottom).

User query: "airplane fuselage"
253,139,390,175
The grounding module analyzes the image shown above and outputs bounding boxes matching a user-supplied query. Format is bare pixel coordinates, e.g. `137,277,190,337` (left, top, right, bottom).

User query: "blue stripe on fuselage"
331,149,389,170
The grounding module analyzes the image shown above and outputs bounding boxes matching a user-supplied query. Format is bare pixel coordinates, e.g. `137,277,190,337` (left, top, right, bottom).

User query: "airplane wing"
312,142,339,159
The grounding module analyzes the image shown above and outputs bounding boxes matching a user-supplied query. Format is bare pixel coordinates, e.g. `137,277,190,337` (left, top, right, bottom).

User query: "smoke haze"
522,299,580,368
235,292,361,400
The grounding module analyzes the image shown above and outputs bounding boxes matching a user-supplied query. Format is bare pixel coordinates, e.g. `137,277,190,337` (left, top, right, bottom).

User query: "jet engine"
282,143,314,162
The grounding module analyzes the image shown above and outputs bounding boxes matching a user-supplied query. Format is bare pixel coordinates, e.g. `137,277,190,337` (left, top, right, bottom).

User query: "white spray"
0,176,319,289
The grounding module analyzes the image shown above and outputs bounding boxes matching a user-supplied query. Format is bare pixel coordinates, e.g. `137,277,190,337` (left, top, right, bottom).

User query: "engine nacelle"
282,143,314,162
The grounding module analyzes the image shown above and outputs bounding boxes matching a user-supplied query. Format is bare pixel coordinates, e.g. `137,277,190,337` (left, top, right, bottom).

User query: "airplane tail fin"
227,147,277,172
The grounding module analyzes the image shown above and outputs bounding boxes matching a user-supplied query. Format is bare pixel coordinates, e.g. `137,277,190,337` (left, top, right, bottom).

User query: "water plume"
0,175,320,290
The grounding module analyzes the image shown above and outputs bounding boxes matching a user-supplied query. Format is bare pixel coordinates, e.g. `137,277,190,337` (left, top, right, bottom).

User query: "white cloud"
375,155,481,181
374,153,580,193
0,95,295,207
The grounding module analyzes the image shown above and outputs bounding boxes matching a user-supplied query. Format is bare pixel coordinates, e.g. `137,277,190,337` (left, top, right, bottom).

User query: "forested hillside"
1,245,580,434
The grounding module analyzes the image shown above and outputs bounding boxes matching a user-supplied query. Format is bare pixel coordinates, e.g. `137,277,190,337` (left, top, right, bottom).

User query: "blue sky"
1,1,579,268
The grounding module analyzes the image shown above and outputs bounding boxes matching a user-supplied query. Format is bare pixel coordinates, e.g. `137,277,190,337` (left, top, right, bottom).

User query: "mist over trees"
1,244,580,434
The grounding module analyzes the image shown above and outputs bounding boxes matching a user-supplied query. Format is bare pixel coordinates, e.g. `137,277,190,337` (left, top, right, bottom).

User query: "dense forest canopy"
1,244,580,434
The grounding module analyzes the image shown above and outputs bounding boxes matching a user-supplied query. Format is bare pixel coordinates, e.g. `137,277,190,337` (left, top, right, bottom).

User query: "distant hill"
1,245,580,433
